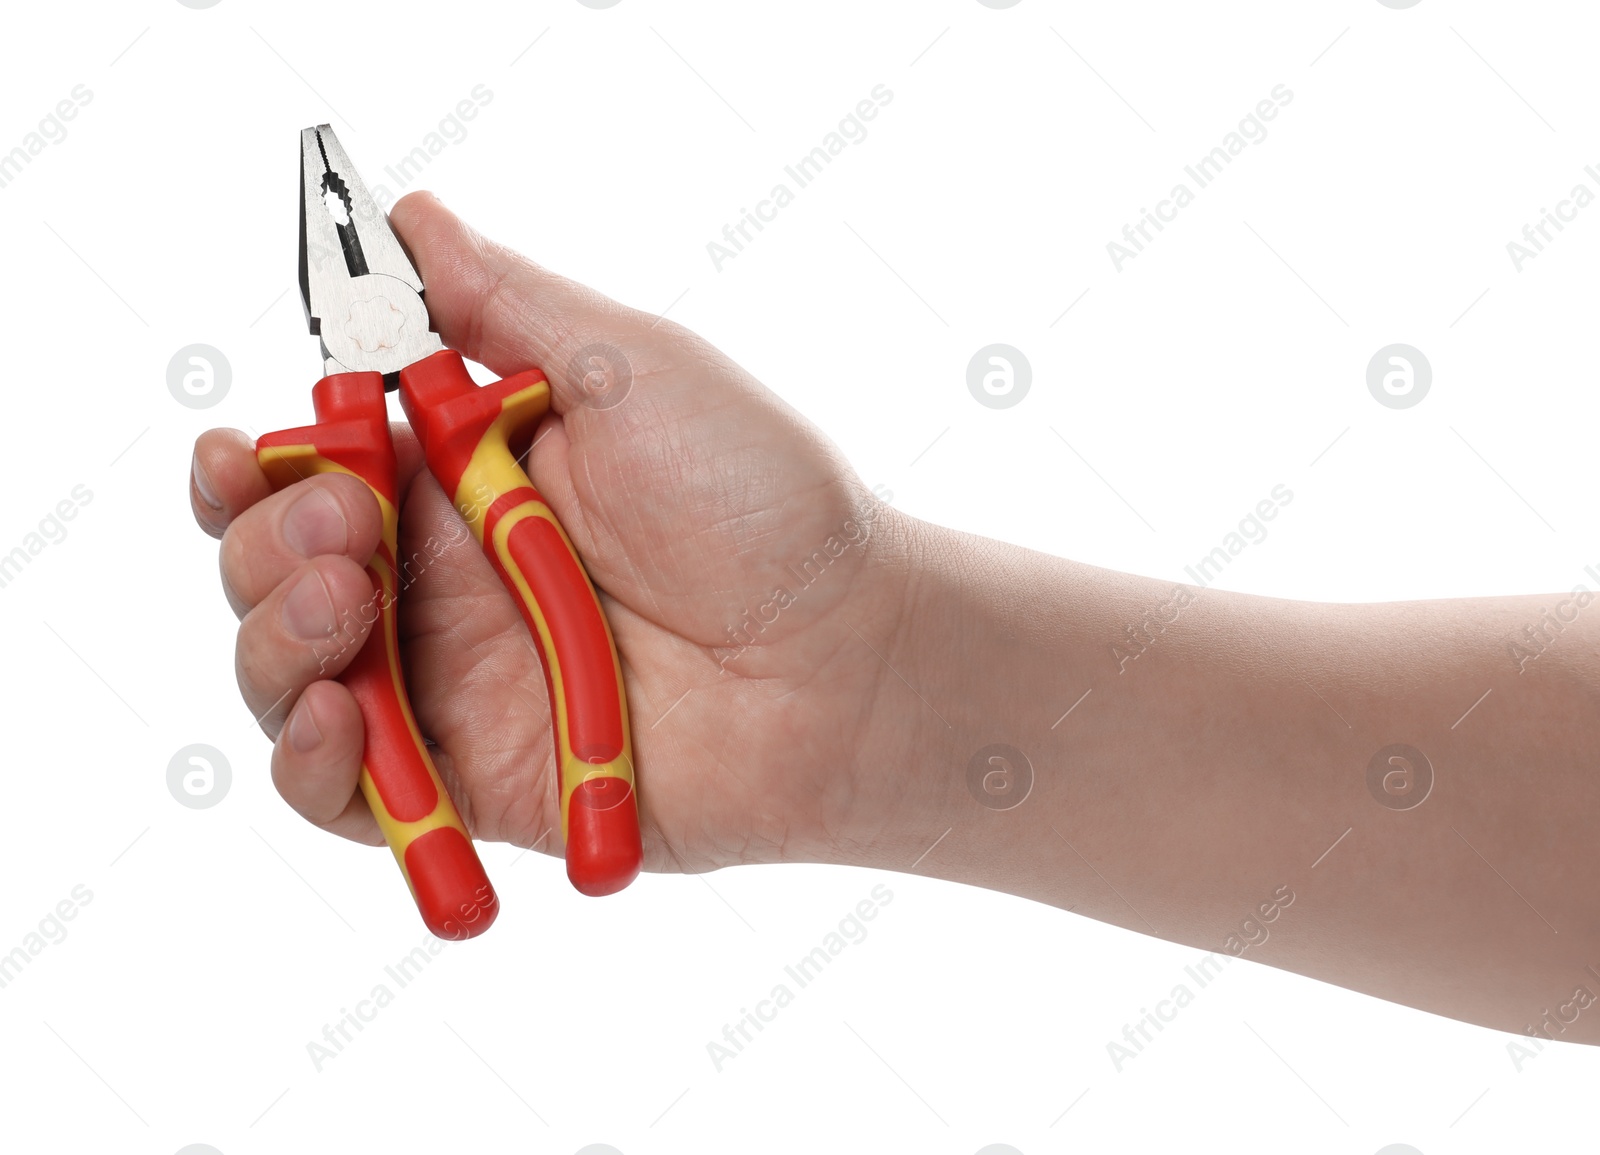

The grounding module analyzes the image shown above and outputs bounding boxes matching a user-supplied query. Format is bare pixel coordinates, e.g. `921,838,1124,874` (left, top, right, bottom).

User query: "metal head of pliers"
300,124,442,387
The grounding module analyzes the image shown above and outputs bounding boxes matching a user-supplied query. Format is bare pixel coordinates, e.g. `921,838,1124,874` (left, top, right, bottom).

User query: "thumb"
388,190,652,413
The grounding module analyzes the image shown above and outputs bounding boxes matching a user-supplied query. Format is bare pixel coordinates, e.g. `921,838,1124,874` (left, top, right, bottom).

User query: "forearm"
857,510,1600,1043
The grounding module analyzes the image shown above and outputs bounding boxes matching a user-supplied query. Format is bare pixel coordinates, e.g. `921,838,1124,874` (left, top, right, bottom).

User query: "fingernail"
287,696,324,754
283,490,349,558
281,570,336,641
192,454,223,511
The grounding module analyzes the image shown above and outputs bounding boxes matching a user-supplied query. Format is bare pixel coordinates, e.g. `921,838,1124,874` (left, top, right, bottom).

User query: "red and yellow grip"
397,349,643,897
256,372,499,939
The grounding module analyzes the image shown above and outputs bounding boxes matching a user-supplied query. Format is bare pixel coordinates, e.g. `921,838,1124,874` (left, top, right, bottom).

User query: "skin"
191,191,1600,1047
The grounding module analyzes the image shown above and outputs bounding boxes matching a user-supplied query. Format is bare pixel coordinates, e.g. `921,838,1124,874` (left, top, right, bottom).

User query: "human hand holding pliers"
255,127,643,938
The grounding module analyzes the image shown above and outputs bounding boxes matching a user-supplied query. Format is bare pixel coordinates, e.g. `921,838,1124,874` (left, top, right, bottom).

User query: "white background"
2,1,1598,1152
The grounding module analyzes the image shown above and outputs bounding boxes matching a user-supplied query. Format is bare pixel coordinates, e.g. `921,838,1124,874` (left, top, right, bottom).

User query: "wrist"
832,511,1161,909
827,506,1055,875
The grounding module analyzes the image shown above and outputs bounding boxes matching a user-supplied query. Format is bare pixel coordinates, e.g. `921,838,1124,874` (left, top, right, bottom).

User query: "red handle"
398,350,643,896
257,373,499,938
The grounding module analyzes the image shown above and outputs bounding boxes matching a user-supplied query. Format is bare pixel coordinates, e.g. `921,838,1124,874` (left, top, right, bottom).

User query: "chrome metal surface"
299,125,441,382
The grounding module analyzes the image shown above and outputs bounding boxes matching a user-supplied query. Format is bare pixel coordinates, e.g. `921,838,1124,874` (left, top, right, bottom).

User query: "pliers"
255,126,643,939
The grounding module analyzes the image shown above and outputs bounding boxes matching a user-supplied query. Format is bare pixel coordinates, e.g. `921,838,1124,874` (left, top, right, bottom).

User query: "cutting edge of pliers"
299,124,442,385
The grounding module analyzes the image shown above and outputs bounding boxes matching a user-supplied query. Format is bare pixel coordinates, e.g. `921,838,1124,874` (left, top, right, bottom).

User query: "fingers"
217,471,383,618
197,435,395,848
389,190,664,414
271,680,384,846
234,554,375,736
191,428,272,538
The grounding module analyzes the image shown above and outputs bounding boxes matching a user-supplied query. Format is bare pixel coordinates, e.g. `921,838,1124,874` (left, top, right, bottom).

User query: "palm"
392,337,896,874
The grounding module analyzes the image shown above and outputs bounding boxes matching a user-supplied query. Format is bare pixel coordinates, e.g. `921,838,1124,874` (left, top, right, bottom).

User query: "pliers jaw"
299,125,441,387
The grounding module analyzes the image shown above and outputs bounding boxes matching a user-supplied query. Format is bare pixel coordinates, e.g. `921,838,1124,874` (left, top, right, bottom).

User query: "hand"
189,191,920,875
